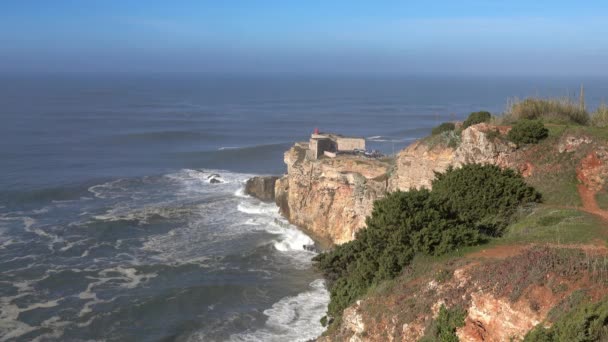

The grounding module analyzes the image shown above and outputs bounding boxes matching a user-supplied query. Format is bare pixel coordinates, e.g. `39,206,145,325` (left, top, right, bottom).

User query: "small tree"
507,120,549,145
432,122,456,135
463,111,492,129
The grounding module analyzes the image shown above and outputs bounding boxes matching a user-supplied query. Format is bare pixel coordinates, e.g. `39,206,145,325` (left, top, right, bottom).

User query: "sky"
1,1,608,75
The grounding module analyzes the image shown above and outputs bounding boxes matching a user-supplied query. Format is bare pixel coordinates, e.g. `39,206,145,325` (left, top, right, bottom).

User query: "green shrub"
506,97,589,125
591,104,608,128
432,122,456,135
524,298,608,341
420,305,466,342
463,111,492,129
431,164,542,236
314,164,541,320
507,120,549,145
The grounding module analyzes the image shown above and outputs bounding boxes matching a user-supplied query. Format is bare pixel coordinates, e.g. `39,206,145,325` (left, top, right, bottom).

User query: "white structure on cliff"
307,130,366,160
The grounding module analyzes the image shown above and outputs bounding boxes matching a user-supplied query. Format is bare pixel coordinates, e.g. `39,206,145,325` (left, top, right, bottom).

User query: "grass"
505,97,589,125
522,137,582,206
502,205,606,245
421,130,461,149
597,191,608,211
591,104,608,128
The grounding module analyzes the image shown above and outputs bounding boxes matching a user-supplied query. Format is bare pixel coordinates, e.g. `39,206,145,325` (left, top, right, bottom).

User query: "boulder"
245,176,279,201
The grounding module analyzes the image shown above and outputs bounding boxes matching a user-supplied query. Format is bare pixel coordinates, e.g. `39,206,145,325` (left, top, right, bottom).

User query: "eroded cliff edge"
273,142,391,245
274,123,525,246
268,122,608,341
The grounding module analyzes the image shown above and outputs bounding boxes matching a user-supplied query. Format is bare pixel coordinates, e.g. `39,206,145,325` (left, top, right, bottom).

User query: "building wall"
336,137,365,151
309,138,335,159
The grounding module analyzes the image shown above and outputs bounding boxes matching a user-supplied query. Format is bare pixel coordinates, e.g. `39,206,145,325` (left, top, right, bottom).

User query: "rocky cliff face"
276,124,521,246
389,123,516,191
318,246,608,342
245,176,278,202
274,143,391,245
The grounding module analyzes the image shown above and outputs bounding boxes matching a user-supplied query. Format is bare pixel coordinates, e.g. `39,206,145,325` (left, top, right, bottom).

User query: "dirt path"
577,183,608,222
468,183,608,261
468,242,608,260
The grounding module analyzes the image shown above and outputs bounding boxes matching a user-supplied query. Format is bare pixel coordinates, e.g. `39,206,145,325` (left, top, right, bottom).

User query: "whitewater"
0,169,328,341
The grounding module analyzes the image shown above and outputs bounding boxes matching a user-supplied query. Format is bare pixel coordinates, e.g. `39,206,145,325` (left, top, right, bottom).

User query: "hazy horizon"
2,1,608,76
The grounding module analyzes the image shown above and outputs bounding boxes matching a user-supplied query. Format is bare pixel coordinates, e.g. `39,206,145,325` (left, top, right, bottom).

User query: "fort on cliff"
307,131,366,159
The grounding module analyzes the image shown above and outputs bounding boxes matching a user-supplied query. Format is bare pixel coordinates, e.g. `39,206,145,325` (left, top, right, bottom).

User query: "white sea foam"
0,274,64,341
88,179,128,199
1,169,328,340
236,200,316,265
76,266,157,318
228,279,329,342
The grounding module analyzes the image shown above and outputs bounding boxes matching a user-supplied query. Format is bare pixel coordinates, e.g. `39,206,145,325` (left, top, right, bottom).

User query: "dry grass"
504,97,589,125
591,104,608,128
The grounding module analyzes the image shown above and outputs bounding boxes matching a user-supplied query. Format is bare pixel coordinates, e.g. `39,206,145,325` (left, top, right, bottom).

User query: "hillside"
245,102,608,341
314,118,608,341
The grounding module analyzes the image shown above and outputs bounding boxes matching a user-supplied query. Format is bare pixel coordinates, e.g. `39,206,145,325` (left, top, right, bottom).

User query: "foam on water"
0,169,329,340
236,201,315,254
227,279,329,342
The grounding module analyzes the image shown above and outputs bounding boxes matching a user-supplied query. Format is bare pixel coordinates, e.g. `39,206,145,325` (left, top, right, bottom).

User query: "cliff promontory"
274,142,391,245
275,124,525,246
268,117,608,341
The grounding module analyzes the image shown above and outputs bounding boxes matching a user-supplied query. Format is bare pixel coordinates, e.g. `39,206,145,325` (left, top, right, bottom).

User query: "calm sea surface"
1,74,607,341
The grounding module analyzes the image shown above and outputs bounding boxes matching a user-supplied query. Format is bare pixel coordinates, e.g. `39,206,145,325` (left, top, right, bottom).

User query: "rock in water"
207,173,223,184
245,176,279,201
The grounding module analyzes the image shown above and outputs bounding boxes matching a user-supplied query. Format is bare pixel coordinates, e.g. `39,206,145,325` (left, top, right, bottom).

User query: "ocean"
1,74,607,341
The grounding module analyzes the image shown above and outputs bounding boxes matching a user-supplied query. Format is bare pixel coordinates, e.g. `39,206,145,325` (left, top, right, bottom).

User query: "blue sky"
1,1,608,75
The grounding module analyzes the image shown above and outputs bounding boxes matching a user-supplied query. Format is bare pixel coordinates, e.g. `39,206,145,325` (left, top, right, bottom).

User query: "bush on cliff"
462,111,492,129
507,119,549,145
524,298,608,341
432,122,456,135
431,164,541,236
314,164,541,320
420,305,467,342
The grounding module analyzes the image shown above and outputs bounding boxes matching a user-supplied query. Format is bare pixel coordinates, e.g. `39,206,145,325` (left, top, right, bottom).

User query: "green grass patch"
502,206,606,245
524,296,608,341
596,191,608,211
523,134,581,207
529,172,580,207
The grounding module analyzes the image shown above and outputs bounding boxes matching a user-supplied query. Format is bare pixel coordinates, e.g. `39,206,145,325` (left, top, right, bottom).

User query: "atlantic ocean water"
1,74,607,341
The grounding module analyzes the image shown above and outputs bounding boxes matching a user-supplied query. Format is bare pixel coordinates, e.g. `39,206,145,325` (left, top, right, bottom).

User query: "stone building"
307,132,366,160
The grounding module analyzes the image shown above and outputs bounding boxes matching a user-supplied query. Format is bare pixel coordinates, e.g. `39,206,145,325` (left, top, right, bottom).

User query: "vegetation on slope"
505,97,589,125
524,297,608,341
419,305,466,342
431,122,456,135
314,164,540,322
591,104,608,128
507,119,549,145
462,111,492,129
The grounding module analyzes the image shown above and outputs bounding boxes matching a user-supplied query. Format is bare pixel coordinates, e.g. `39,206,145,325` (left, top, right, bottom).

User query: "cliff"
275,124,522,246
272,123,608,341
274,142,391,245
389,123,517,191
319,246,608,342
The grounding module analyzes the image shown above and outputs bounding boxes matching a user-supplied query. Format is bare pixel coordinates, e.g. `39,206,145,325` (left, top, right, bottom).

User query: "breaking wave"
228,279,329,342
0,168,328,341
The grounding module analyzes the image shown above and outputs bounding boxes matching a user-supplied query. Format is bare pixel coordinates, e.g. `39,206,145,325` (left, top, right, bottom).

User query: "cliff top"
314,120,608,341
